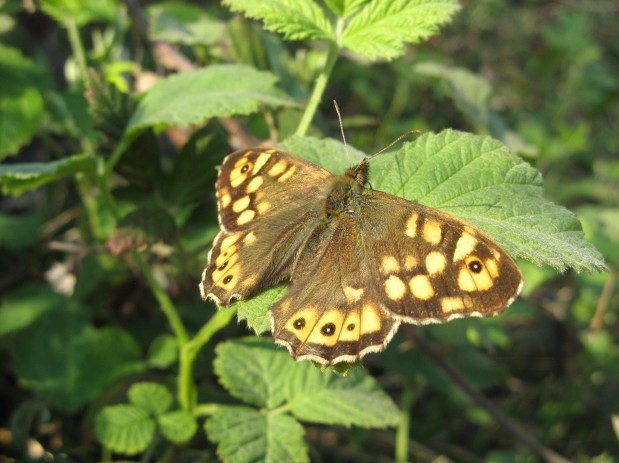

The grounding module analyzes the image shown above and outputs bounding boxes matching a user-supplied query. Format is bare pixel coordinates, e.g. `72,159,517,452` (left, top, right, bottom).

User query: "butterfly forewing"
200,149,333,304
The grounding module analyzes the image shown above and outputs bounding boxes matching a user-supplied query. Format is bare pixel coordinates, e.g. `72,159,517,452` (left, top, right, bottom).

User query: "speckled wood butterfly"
200,147,523,365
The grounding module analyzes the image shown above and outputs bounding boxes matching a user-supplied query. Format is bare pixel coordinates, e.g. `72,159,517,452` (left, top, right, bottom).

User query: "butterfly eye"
293,318,305,329
321,323,336,336
468,260,483,273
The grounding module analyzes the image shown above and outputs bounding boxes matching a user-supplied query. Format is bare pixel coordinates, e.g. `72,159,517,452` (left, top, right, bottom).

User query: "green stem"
395,380,417,463
178,306,236,411
65,16,88,81
193,403,221,417
295,41,340,137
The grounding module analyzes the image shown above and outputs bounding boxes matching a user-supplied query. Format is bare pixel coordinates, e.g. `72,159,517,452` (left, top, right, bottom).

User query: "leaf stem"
295,40,340,137
178,306,236,411
65,17,88,81
395,379,417,463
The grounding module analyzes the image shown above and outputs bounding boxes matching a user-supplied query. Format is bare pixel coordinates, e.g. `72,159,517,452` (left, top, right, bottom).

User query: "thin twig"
590,270,616,330
409,329,572,463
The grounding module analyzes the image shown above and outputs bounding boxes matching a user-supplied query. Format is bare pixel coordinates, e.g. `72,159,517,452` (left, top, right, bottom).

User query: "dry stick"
409,330,572,463
590,270,616,330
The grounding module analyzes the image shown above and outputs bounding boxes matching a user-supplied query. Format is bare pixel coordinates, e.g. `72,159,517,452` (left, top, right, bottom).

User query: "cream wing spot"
441,296,466,313
343,286,364,303
277,165,296,182
385,275,407,300
243,231,257,245
232,196,250,212
404,255,418,270
405,213,419,238
485,258,500,278
307,309,344,346
425,252,447,274
339,310,361,342
380,255,400,275
246,176,264,193
458,259,494,291
256,201,271,214
267,160,287,177
252,152,271,174
423,220,443,245
237,209,256,226
360,305,382,333
453,232,478,261
221,234,240,250
409,275,435,300
220,192,231,208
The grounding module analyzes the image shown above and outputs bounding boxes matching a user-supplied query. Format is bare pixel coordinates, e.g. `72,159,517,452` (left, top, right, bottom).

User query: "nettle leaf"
223,0,334,41
205,405,307,463
128,382,173,416
157,410,198,444
95,404,155,455
286,361,399,427
0,154,96,196
214,338,294,408
0,284,66,337
148,3,227,46
128,65,295,134
342,0,461,60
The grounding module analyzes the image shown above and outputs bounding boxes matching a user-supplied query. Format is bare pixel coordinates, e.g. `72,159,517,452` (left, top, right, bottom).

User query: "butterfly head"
345,157,370,186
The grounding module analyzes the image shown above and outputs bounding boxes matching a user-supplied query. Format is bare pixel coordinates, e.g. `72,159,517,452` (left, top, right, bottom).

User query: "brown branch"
409,329,572,463
590,271,616,330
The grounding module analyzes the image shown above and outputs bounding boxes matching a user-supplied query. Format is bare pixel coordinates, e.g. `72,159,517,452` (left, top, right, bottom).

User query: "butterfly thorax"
326,159,370,217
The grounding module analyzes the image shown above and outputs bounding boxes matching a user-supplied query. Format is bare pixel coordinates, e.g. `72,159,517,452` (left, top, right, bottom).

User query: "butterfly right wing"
200,148,333,304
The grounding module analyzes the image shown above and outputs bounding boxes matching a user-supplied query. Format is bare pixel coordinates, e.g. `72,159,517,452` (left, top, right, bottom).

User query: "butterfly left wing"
200,148,333,304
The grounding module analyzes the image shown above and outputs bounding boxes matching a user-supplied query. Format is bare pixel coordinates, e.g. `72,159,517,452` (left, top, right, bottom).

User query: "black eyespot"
223,275,233,284
347,323,355,331
241,165,249,173
218,261,228,270
321,323,336,336
468,260,483,273
293,318,305,330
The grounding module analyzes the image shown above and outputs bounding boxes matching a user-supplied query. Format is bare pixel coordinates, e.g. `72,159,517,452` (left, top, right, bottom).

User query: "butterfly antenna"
369,130,422,160
333,100,351,163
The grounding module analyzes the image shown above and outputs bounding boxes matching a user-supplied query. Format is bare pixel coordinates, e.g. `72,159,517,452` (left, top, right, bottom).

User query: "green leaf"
40,0,118,26
368,130,607,272
0,284,66,337
235,284,287,335
11,309,145,411
0,44,46,160
95,404,155,455
286,362,399,427
158,410,198,444
214,338,293,408
148,2,227,46
127,65,295,134
342,0,461,60
223,0,334,41
0,154,97,196
324,0,372,18
128,382,173,416
205,406,308,463
147,334,179,369
0,212,45,249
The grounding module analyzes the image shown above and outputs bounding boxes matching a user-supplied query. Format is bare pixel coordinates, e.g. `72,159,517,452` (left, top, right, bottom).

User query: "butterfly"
200,146,523,365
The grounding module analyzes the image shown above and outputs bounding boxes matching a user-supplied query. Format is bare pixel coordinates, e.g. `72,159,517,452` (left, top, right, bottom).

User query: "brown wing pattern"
200,149,333,304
